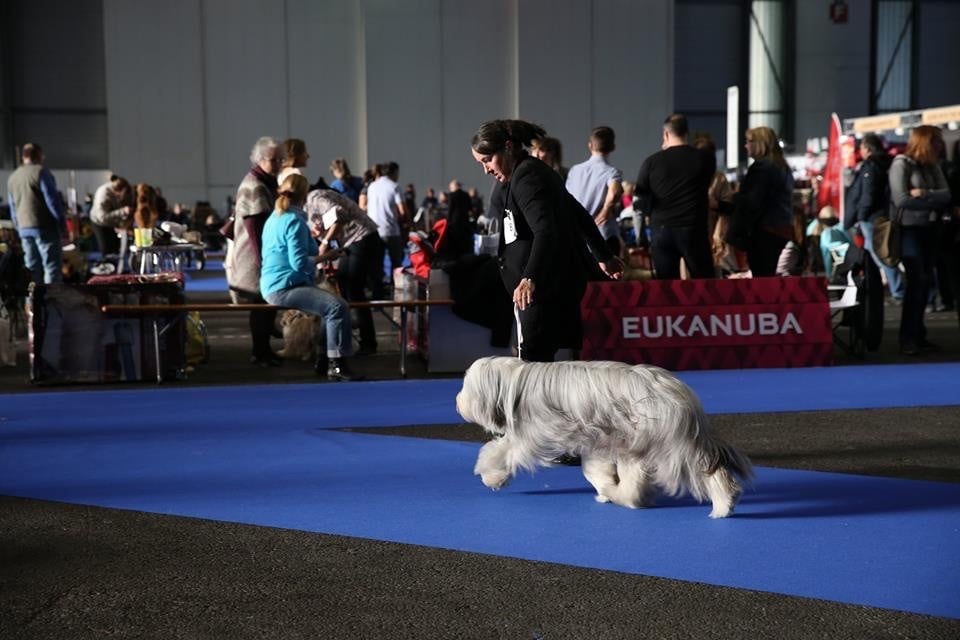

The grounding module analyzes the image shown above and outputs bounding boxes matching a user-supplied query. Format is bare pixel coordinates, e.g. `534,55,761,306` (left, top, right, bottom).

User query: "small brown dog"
277,310,322,361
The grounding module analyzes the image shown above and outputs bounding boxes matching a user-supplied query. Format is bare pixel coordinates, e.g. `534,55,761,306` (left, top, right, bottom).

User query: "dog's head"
280,309,307,327
456,357,524,434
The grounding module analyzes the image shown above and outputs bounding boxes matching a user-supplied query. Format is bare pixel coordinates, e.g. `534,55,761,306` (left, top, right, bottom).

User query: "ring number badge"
503,208,518,244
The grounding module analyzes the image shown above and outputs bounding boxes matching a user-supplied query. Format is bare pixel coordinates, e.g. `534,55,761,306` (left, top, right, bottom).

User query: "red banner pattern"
581,277,833,370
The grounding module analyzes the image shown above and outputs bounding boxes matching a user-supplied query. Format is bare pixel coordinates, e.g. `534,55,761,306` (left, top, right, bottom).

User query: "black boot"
314,354,329,377
327,358,364,382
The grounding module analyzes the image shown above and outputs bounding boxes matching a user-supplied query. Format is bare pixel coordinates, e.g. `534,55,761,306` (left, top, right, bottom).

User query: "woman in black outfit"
470,119,622,362
725,126,795,277
889,125,952,355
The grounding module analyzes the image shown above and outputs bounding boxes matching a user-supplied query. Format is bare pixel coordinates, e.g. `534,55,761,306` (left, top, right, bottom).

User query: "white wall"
101,0,675,210
439,0,517,189
9,0,960,203
516,0,672,182
103,0,208,206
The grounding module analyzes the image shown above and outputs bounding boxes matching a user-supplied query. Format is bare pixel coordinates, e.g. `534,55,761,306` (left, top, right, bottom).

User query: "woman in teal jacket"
261,174,360,381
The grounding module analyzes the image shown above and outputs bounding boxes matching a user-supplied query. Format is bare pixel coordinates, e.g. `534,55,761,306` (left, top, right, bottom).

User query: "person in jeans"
6,143,65,284
261,174,360,381
844,133,903,301
888,125,952,355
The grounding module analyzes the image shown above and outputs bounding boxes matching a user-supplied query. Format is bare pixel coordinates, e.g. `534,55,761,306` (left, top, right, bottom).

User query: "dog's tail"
701,431,754,483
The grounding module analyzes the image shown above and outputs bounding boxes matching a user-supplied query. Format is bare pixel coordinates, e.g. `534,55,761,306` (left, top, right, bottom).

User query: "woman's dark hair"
471,119,547,155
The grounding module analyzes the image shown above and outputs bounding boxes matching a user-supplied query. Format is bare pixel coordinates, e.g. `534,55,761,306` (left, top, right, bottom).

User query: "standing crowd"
4,116,958,377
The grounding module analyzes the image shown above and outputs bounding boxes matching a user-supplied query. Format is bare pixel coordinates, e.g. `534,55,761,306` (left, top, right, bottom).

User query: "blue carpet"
3,363,958,422
2,365,959,618
181,270,228,293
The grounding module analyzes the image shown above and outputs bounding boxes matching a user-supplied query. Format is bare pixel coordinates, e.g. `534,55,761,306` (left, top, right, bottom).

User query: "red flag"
817,113,843,216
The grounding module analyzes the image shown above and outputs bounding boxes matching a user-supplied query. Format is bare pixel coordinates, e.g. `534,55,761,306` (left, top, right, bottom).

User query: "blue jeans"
265,285,353,358
860,220,904,299
21,228,63,285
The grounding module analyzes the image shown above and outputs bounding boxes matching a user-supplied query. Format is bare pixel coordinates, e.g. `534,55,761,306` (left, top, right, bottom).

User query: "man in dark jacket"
844,133,903,301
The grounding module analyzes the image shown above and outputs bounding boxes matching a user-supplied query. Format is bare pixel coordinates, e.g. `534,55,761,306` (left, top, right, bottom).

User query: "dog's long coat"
456,357,753,518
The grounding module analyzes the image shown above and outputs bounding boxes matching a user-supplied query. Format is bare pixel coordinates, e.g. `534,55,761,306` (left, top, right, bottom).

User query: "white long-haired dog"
456,357,753,518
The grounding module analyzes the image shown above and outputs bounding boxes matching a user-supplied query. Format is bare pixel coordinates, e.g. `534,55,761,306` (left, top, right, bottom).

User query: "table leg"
153,318,162,384
399,306,407,378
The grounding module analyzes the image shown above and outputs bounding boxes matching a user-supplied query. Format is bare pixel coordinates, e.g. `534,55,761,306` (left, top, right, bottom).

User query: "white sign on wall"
727,86,740,170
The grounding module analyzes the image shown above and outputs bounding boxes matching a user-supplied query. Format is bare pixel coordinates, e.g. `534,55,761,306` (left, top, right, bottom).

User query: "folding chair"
829,272,865,357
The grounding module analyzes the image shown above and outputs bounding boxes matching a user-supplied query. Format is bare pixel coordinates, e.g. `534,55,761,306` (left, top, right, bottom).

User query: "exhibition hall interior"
1,1,959,639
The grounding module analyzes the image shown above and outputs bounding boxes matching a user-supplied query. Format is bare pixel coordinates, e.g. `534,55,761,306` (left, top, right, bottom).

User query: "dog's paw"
708,505,733,519
480,471,510,491
594,494,612,504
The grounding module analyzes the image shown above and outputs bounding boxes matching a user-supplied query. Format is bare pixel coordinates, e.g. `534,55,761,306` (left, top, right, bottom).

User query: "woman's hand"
513,278,535,310
315,248,343,263
600,257,625,280
910,188,926,198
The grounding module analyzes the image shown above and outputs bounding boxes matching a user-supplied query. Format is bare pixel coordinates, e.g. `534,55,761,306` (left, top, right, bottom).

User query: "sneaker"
327,358,364,382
